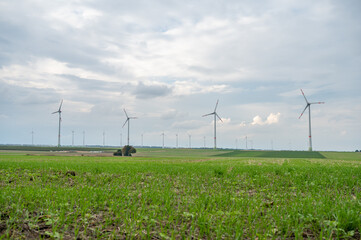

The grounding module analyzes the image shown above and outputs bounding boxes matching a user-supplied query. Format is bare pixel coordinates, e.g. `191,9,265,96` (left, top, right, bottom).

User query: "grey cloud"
0,80,58,106
133,82,172,99
160,109,188,120
161,110,178,120
171,120,204,129
58,74,127,92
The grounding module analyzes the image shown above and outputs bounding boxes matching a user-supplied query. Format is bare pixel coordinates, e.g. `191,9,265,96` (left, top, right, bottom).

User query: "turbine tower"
188,134,191,148
103,131,105,147
31,130,34,145
123,109,137,146
175,134,178,148
72,130,74,146
299,89,324,151
202,99,223,149
161,132,165,148
52,99,63,147
120,133,122,147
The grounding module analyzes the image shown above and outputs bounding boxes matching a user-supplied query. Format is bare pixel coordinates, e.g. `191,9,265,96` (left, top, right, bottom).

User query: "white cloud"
239,121,247,127
266,112,281,124
46,5,102,30
251,113,281,126
251,115,264,126
172,81,230,96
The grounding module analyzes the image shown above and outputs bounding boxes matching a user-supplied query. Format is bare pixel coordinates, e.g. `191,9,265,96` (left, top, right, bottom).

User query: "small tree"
113,149,122,156
122,145,136,156
356,150,359,152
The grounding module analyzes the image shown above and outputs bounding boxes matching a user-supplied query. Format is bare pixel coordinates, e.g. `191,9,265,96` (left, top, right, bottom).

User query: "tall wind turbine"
103,131,105,147
31,130,34,145
202,99,223,149
175,134,178,148
123,109,137,146
52,99,63,147
72,130,74,146
161,132,165,148
299,89,324,151
120,133,122,146
188,134,191,148
83,131,85,146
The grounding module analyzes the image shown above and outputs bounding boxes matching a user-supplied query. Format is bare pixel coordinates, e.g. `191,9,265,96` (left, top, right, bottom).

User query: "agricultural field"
1,148,361,239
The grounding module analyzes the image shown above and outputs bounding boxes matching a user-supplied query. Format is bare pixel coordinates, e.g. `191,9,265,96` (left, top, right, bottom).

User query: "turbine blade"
52,111,58,114
214,99,219,112
310,102,325,104
130,117,138,119
299,105,308,119
202,113,214,117
216,113,223,122
300,89,309,103
122,119,129,128
58,99,63,111
123,109,129,118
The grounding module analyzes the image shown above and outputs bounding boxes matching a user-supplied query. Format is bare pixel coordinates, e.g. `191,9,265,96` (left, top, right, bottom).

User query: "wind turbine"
161,132,165,148
52,99,63,147
299,89,325,151
123,109,137,146
120,133,122,146
83,131,85,146
202,99,223,149
31,130,34,145
103,131,105,147
188,134,191,148
175,133,178,148
72,130,74,146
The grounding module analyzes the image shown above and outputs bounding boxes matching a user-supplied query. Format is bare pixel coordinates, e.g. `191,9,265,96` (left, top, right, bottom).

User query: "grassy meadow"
1,148,361,239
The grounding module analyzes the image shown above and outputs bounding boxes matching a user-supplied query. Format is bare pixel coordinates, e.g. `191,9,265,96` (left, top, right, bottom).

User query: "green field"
1,148,361,239
215,150,326,159
0,145,117,152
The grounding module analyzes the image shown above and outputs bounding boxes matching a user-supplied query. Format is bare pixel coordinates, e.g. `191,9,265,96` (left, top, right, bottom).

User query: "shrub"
113,149,122,156
122,145,136,156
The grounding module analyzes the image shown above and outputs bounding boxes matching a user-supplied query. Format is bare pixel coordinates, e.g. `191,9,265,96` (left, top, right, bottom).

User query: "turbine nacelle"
202,99,223,122
299,90,324,119
122,109,138,128
52,99,63,115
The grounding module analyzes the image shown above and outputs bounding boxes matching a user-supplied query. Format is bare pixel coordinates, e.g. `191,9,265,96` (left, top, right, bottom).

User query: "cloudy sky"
1,0,360,151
